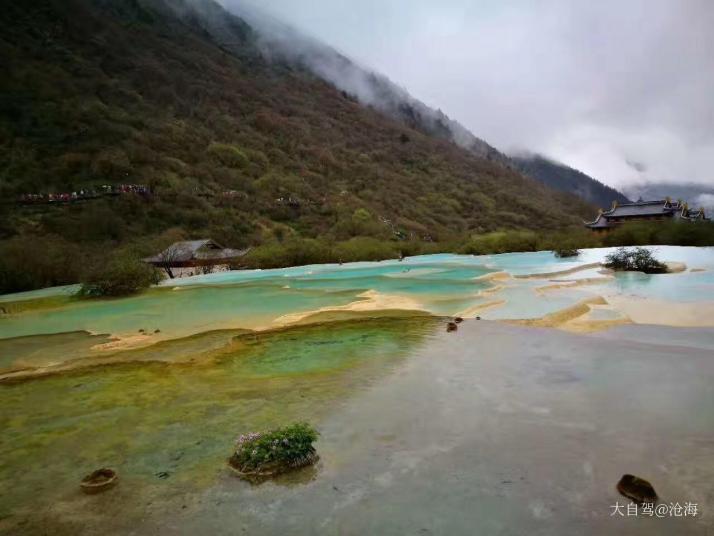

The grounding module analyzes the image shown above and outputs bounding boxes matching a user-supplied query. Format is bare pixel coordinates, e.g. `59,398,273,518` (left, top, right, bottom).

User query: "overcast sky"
230,0,714,189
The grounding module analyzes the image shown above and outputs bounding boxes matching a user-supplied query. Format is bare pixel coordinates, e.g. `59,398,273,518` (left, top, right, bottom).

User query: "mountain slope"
511,154,630,209
0,0,594,292
219,1,507,164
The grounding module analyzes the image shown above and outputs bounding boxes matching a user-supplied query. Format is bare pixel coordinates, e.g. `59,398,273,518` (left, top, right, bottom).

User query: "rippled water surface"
0,317,439,532
1,247,713,534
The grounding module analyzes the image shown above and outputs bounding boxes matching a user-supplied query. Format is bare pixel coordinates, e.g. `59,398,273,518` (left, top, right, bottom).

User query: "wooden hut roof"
144,239,249,264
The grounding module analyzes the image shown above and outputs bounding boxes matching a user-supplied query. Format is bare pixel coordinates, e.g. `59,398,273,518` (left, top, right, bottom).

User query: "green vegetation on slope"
512,154,630,209
457,221,714,257
0,0,598,293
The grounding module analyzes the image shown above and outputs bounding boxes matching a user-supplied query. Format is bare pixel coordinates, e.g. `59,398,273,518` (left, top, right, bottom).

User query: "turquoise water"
2,247,714,336
609,268,714,302
1,247,713,368
151,247,714,306
2,247,714,534
0,284,79,304
0,284,362,340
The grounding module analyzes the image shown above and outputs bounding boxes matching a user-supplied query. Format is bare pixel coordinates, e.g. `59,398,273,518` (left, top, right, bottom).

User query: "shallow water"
3,321,711,534
1,247,714,534
0,317,439,533
0,284,362,340
2,247,714,376
1,247,712,337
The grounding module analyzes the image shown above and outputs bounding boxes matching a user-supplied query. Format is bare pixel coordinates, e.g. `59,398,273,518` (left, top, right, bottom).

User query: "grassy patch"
229,422,319,474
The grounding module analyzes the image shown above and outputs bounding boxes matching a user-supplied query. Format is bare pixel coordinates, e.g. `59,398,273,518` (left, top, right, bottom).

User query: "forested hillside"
512,154,630,209
222,1,508,163
0,0,594,293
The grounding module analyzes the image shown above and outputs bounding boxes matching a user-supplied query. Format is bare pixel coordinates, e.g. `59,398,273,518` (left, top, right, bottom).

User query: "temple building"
585,199,708,232
144,239,249,278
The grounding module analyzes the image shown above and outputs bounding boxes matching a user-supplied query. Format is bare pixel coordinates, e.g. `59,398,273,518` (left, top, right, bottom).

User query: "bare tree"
156,243,182,279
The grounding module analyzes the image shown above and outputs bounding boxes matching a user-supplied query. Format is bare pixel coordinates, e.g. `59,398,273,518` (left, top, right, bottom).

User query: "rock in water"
80,468,118,494
454,317,464,323
446,322,458,332
616,474,657,503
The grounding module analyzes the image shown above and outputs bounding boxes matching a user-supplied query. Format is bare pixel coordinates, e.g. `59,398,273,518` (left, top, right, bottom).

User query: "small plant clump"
553,248,580,258
229,422,319,476
604,247,668,274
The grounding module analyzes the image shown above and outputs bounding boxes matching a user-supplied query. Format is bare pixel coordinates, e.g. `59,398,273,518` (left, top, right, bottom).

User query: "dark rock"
139,329,146,333
80,468,118,494
155,471,170,479
154,329,161,333
446,322,458,332
616,474,657,504
454,317,464,323
476,316,481,320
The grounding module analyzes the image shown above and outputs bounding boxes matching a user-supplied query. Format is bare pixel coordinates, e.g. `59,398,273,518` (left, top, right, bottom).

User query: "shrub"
0,235,85,294
331,209,391,239
460,230,539,255
604,247,668,274
229,422,319,473
241,236,405,269
540,228,600,251
206,142,249,168
79,253,161,297
332,237,399,262
602,222,656,247
553,248,580,258
243,238,331,269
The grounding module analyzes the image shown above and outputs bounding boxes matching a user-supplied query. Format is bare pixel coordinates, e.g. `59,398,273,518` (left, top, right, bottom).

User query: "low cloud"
694,194,714,210
217,1,502,159
221,0,714,189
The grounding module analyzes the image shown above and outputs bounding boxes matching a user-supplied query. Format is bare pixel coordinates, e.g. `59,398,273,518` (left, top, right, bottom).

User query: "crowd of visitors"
18,184,150,205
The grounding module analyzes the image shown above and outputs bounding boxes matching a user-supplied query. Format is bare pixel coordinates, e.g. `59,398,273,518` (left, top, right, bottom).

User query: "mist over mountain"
624,182,714,212
511,153,630,210
218,0,506,163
